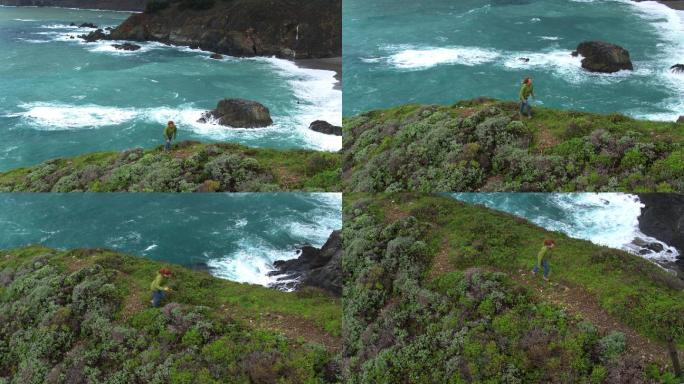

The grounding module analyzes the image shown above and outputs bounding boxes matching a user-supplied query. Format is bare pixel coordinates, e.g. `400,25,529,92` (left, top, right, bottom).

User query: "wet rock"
671,64,684,73
80,28,106,42
79,22,98,29
269,230,342,296
199,98,273,128
209,53,223,60
518,57,530,62
112,43,141,51
575,41,633,73
309,120,342,136
638,194,684,255
106,0,341,59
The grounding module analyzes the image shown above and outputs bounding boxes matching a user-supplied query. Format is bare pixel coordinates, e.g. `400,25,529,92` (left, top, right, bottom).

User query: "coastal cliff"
107,0,341,59
0,0,145,11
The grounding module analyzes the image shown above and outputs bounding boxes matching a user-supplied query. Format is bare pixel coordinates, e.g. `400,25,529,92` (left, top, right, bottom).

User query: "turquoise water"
0,193,342,286
0,6,341,171
450,193,679,262
344,0,683,120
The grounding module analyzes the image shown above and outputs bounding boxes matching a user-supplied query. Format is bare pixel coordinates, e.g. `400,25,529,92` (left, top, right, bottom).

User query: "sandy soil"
296,57,342,90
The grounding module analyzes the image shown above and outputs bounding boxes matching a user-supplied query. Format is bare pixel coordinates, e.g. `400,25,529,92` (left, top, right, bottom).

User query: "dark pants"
532,259,550,278
152,290,166,307
164,139,172,151
520,99,531,117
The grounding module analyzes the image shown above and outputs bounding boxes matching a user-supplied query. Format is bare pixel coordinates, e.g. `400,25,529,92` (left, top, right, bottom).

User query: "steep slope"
0,141,341,192
343,98,684,192
342,194,683,383
0,0,145,11
0,246,341,383
106,0,341,59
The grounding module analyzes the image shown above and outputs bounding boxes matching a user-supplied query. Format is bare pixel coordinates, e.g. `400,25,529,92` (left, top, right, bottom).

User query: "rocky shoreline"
637,193,684,275
0,0,145,11
268,230,342,296
652,0,684,11
296,57,342,90
101,0,341,60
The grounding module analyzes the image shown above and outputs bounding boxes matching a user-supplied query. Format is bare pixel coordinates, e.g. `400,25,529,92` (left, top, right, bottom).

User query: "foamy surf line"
256,57,342,151
368,45,501,70
27,25,341,151
618,0,684,120
9,102,340,150
452,193,679,262
205,196,341,287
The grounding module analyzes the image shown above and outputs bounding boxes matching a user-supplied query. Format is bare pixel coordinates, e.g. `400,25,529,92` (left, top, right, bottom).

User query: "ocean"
0,6,341,171
450,192,680,263
0,193,342,286
343,0,683,121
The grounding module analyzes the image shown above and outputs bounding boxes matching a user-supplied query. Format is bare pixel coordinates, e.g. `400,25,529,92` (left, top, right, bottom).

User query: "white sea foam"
12,102,138,129
17,38,50,44
206,238,297,286
14,18,37,21
503,50,584,81
452,193,679,262
206,194,340,286
621,1,684,121
143,244,158,252
384,45,500,70
17,21,341,151
258,57,342,151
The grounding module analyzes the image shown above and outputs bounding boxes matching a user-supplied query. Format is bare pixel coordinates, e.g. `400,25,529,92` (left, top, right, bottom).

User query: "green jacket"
164,124,177,140
519,83,534,101
537,245,552,265
150,273,169,292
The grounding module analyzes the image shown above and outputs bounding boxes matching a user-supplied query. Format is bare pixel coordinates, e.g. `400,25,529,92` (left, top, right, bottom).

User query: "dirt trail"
427,240,672,366
258,312,340,353
535,124,560,152
511,270,670,365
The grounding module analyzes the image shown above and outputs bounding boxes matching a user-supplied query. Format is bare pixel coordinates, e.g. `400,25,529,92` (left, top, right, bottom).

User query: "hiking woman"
532,239,555,280
164,120,177,151
150,268,173,307
519,77,535,119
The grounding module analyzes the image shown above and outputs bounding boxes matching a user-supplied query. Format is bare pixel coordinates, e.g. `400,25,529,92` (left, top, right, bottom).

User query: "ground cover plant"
0,246,341,383
0,141,341,192
342,193,683,383
343,99,684,192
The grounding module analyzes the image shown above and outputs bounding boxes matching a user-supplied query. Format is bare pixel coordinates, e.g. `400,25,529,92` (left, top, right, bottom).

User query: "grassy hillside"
0,246,341,383
343,98,684,192
0,141,341,192
343,193,683,383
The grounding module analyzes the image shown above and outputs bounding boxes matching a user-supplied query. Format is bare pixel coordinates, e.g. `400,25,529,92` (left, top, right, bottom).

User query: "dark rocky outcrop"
671,64,684,73
106,0,341,59
80,29,106,42
638,194,684,269
268,230,342,296
575,41,633,73
112,42,141,51
199,98,273,128
0,0,146,11
309,120,342,136
209,53,223,60
632,237,665,254
79,22,98,28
